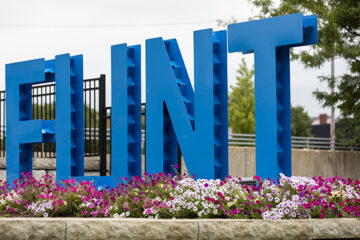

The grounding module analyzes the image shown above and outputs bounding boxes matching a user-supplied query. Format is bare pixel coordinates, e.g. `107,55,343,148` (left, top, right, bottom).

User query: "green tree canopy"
32,103,99,128
291,106,313,137
249,0,360,145
228,59,255,134
229,58,313,137
249,0,343,67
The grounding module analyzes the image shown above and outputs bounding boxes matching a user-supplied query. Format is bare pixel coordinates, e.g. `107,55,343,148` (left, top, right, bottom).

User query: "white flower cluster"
165,177,245,217
167,178,220,217
26,200,54,217
280,173,360,201
0,198,7,206
262,197,310,220
113,211,130,218
279,174,317,189
1,190,20,204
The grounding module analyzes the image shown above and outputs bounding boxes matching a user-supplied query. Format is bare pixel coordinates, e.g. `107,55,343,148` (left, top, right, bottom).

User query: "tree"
229,59,313,136
249,0,360,146
32,103,99,128
31,103,100,153
228,59,255,134
315,0,360,146
291,106,313,137
32,103,55,120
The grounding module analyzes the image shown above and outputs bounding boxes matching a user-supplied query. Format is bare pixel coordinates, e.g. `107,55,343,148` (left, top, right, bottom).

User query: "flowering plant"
0,171,359,220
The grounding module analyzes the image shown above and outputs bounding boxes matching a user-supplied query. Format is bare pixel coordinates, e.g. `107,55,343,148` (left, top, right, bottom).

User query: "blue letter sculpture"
60,44,142,187
146,29,228,179
5,13,318,186
228,13,317,180
111,44,142,179
6,58,57,184
55,54,84,181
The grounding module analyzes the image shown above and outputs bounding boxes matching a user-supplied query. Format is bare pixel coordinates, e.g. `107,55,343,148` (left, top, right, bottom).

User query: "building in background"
311,114,338,138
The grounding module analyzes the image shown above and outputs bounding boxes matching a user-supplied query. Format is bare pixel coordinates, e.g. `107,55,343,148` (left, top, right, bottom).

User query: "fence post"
142,103,146,172
307,137,310,149
99,74,107,176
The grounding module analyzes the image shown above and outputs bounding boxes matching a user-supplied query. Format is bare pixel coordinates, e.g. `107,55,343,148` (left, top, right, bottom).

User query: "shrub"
0,171,359,220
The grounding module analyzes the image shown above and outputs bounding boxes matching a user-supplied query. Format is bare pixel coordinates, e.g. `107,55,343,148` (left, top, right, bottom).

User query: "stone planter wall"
0,218,359,240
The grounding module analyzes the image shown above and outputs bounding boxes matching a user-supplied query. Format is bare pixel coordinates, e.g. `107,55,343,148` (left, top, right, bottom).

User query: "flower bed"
0,171,359,220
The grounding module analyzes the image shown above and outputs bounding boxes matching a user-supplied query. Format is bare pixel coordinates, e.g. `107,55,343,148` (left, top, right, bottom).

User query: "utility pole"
330,55,335,150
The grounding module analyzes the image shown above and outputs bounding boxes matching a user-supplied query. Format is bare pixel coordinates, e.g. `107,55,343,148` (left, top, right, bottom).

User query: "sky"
0,0,348,118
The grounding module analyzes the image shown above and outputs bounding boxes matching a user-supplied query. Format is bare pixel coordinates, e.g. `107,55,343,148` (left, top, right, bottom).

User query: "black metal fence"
0,75,107,165
0,91,5,156
83,75,106,158
1,73,358,176
32,82,56,158
104,107,112,176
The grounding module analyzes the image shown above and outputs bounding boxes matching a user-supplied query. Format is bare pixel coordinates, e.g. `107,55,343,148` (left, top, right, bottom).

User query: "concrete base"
0,218,358,240
228,147,360,179
1,147,360,181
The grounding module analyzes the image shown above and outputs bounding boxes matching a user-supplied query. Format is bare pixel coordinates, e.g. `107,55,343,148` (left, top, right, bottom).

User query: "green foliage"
84,105,99,128
228,59,255,134
229,59,313,136
249,0,360,144
291,106,313,137
32,103,99,128
31,103,101,154
250,0,343,67
141,105,145,130
32,103,55,120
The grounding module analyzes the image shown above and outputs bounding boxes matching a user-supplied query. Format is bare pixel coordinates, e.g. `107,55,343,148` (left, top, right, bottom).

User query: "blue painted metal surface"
146,29,228,179
111,44,142,179
55,54,84,181
6,58,56,185
70,44,141,187
5,13,318,186
228,13,318,181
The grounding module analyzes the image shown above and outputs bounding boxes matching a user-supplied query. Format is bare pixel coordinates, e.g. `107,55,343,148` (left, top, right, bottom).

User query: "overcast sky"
0,0,348,118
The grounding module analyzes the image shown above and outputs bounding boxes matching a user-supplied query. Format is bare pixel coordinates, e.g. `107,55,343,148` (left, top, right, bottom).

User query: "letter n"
146,29,228,179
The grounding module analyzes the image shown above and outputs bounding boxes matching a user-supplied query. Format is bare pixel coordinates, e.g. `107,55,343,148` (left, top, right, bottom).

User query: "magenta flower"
123,202,130,210
0,170,359,220
133,197,140,205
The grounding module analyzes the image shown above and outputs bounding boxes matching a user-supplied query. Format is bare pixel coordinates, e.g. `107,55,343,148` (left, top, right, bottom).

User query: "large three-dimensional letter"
6,58,56,185
111,44,142,179
55,54,85,181
146,29,228,179
228,13,318,180
67,44,141,187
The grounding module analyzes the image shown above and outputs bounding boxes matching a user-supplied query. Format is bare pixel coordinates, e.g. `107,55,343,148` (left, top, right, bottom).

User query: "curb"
0,218,359,240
